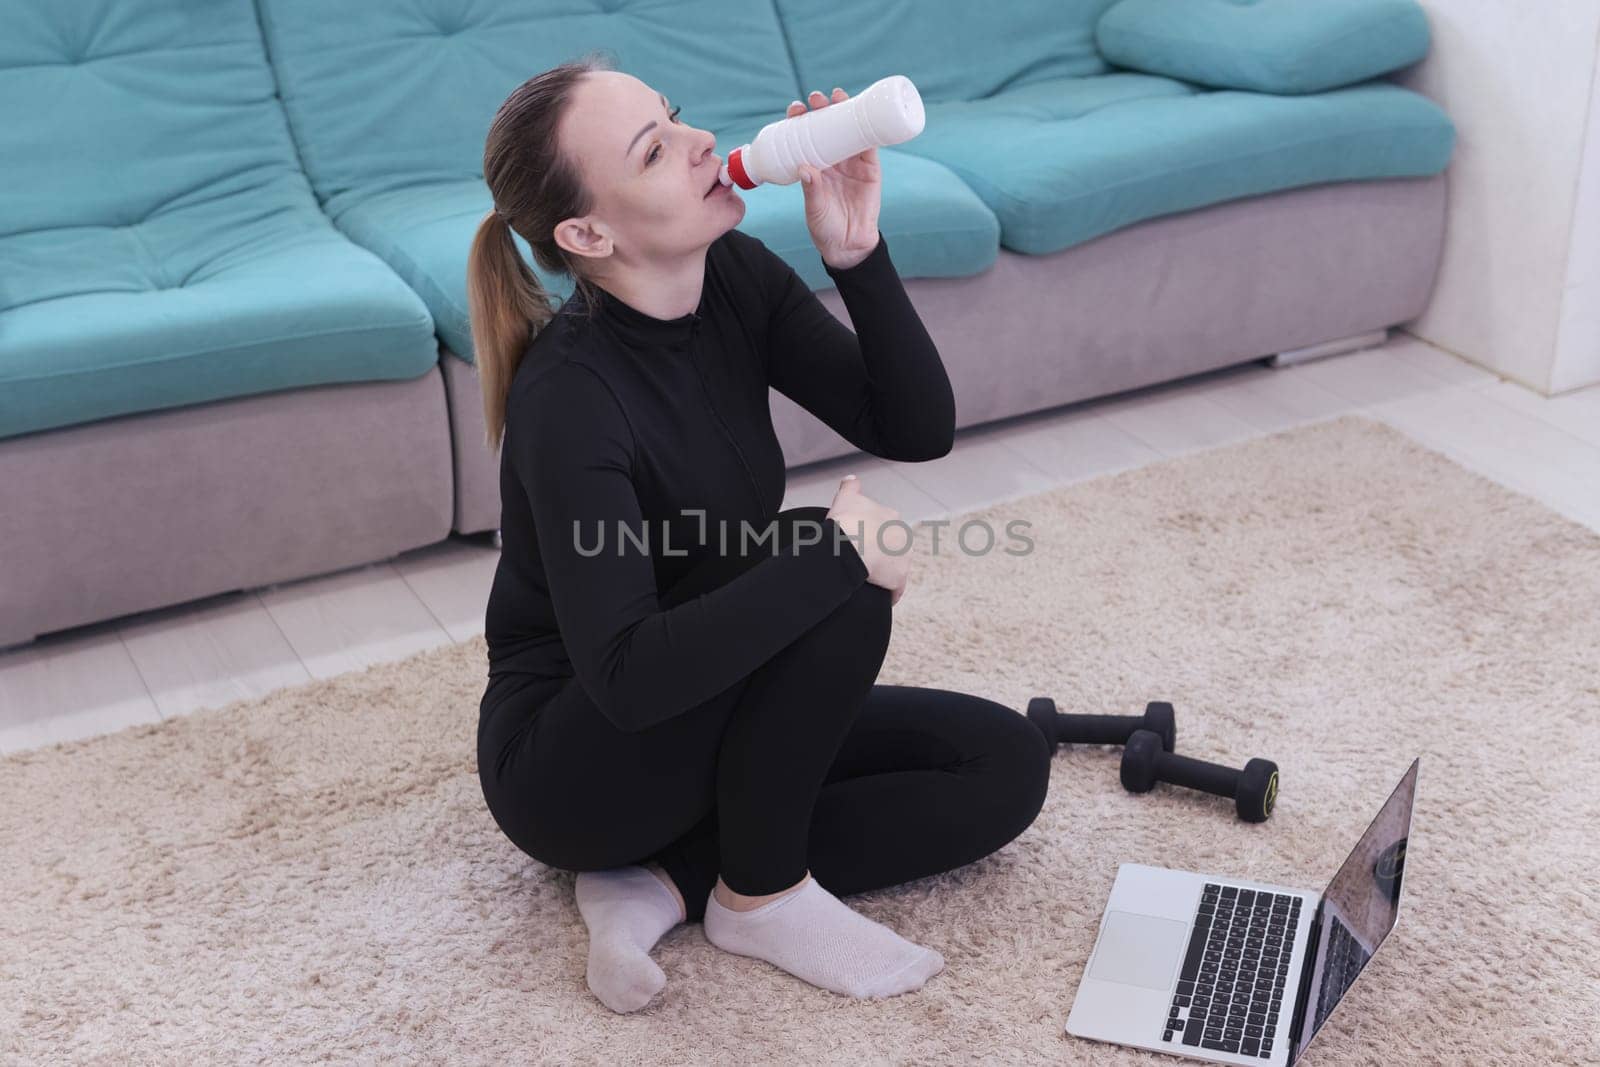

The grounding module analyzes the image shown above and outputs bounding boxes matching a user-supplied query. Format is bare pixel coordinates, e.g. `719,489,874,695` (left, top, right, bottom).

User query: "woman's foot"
703,872,945,998
574,864,686,1013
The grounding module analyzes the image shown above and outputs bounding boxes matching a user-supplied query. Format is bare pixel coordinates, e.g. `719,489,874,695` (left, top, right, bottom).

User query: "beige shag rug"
3,414,1597,1065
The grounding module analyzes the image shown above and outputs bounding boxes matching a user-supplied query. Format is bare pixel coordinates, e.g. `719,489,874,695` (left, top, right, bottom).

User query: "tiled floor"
3,331,1596,755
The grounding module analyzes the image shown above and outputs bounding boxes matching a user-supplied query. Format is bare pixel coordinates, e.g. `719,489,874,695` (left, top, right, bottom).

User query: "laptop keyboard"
1161,883,1301,1059
1312,916,1370,1033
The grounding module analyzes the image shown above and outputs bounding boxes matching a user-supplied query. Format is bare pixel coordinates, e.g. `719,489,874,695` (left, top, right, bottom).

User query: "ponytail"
466,210,556,453
469,53,612,455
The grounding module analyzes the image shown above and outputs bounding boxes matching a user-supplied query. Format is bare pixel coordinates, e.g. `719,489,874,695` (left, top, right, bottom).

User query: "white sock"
574,865,685,1013
703,873,945,999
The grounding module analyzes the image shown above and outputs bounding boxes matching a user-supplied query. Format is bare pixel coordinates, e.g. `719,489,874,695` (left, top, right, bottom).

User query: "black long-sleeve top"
482,227,956,733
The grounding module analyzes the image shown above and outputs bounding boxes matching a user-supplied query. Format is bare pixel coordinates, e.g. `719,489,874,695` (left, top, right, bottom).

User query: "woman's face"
555,70,744,267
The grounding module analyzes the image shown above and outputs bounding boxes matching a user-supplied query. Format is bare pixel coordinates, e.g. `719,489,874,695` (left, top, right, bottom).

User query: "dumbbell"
1027,697,1176,754
1120,729,1279,823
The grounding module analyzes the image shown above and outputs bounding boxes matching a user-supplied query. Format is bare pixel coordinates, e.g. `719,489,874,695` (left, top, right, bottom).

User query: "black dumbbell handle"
1153,749,1241,799
1055,714,1145,746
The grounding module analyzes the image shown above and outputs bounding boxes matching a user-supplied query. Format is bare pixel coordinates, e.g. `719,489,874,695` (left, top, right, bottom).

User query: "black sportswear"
482,227,956,733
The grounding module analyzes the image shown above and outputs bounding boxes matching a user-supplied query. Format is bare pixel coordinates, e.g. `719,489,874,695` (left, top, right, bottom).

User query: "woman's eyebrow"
626,93,669,161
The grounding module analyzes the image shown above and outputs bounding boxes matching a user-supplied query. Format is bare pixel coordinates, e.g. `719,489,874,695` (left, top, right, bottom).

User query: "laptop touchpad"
1088,910,1188,990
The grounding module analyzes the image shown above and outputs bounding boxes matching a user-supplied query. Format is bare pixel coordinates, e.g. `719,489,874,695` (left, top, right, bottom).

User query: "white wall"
1553,38,1600,392
1389,1,1600,396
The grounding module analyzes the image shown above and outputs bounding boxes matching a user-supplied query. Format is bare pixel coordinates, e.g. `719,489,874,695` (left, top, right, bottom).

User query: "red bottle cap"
726,146,757,190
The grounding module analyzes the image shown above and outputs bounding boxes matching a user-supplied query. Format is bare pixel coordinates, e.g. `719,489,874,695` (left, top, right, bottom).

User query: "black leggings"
477,505,1052,924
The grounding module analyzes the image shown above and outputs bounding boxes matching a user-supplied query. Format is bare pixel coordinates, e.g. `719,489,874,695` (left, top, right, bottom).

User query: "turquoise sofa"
0,0,1455,649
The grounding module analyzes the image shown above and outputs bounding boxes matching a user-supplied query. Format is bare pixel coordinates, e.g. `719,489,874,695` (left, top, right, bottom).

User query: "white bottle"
718,74,926,189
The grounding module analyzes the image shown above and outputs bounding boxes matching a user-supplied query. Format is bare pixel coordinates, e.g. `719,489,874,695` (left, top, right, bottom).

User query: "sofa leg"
493,528,503,551
1266,327,1390,368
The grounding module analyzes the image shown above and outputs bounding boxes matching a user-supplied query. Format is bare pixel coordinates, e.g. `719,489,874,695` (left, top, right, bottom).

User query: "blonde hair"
466,52,613,453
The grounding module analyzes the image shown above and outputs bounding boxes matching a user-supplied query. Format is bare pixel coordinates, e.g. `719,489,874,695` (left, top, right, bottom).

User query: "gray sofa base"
440,351,499,537
1,367,455,650
446,173,1447,536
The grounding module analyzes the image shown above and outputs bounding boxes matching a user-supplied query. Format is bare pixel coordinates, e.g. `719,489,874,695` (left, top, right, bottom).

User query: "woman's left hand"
787,88,882,270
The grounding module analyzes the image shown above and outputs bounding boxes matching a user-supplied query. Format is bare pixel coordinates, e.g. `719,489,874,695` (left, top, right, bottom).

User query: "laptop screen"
1291,757,1420,1064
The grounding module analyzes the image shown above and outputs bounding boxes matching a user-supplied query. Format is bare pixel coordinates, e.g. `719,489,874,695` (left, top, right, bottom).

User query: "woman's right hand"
825,475,909,605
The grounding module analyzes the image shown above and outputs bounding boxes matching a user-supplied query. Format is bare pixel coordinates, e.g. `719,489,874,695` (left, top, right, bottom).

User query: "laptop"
1066,757,1419,1065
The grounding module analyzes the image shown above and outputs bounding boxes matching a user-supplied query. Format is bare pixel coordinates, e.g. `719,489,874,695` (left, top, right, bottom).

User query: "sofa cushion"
890,73,1456,255
256,0,1000,362
257,0,808,221
0,0,437,442
1096,0,1433,96
254,0,808,359
773,0,1121,103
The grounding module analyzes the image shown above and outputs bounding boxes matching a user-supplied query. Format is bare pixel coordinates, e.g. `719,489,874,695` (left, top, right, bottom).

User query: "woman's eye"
646,105,684,165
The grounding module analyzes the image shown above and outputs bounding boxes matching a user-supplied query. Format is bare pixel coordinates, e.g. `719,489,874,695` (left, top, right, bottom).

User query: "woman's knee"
780,504,892,629
957,699,1053,843
798,571,892,683
661,506,848,608
998,706,1053,835
664,504,891,677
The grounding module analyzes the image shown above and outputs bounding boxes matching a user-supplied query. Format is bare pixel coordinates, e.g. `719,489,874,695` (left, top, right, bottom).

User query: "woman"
465,55,1052,1014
